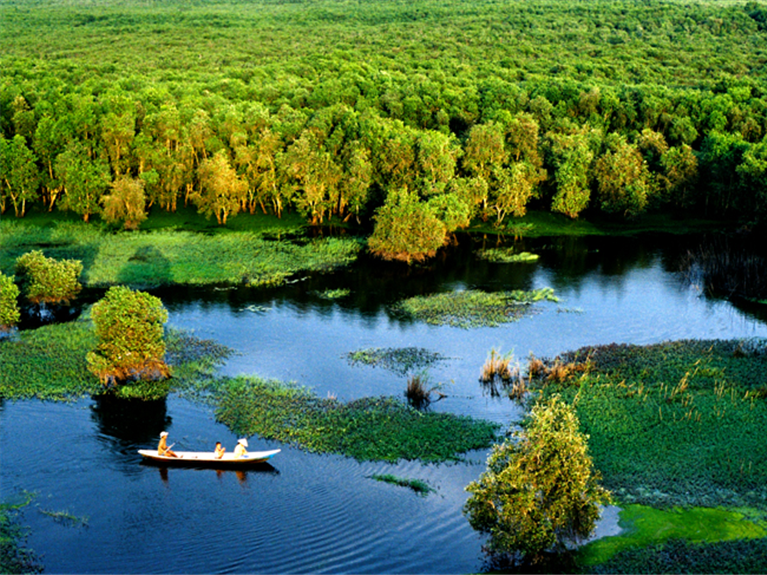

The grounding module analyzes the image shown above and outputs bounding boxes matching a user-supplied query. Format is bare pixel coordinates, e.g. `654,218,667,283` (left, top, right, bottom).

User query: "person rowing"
158,431,179,458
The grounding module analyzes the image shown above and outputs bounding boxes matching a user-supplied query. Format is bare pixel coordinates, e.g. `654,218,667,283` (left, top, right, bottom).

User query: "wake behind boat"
138,448,281,466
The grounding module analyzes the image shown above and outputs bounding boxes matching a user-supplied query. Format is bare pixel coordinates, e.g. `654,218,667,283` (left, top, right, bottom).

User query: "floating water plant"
393,288,558,328
39,509,89,528
346,347,448,376
214,375,500,463
315,288,351,300
368,474,436,496
0,493,43,575
476,248,540,263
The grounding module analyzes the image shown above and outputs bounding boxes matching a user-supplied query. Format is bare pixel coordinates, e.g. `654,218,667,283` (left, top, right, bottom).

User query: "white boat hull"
138,448,280,466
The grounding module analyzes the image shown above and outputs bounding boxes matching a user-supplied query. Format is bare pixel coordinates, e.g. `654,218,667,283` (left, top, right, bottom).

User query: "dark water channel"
3,233,767,574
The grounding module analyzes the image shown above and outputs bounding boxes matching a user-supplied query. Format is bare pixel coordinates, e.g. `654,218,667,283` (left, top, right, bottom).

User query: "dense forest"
2,0,767,257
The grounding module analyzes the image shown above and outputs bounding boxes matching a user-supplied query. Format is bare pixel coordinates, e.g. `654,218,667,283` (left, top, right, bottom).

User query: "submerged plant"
368,474,436,496
346,347,448,376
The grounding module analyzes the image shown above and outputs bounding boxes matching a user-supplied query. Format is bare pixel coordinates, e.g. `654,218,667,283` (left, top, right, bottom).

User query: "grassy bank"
0,214,363,289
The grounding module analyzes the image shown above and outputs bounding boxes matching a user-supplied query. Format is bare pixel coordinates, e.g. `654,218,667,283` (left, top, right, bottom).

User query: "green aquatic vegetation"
579,505,767,569
476,248,540,263
315,288,351,300
346,347,448,375
214,375,500,463
393,288,559,328
39,509,89,529
368,474,436,496
0,320,231,401
535,339,767,509
0,494,43,575
0,221,363,288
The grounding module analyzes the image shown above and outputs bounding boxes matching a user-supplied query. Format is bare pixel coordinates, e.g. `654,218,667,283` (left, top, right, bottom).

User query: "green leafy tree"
548,129,597,218
0,272,21,331
56,144,111,222
87,286,170,385
101,176,147,230
661,144,699,209
0,135,40,217
594,135,652,218
368,187,447,263
14,250,83,306
192,150,247,225
464,395,610,565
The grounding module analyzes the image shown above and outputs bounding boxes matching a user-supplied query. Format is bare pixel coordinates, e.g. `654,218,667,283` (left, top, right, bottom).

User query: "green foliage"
393,287,558,328
101,175,147,230
346,346,448,375
87,286,170,386
535,339,767,509
594,135,652,218
476,248,540,263
14,250,82,306
0,272,20,330
464,395,610,564
368,474,436,496
214,375,500,463
368,187,447,263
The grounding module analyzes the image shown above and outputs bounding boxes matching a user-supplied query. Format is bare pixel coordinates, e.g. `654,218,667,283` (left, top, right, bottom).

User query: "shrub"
464,395,610,565
87,286,170,386
0,272,20,331
14,250,82,306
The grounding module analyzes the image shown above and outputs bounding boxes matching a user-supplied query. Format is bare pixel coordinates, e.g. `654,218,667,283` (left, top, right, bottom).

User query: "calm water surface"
3,234,767,574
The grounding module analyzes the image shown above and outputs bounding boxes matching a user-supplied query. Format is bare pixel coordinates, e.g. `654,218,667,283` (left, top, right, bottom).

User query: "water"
3,233,767,574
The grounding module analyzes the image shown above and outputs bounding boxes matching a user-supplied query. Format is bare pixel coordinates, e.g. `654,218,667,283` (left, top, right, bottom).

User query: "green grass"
213,375,500,463
368,473,436,496
579,505,767,568
393,287,559,328
346,347,448,375
534,339,767,510
0,218,363,288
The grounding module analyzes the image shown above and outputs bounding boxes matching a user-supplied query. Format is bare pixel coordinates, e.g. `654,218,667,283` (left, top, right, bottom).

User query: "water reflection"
91,394,171,447
142,462,279,485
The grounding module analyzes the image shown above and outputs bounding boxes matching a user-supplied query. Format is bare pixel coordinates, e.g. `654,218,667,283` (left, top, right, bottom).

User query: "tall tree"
594,135,652,218
548,128,598,218
0,135,40,217
192,150,247,225
56,144,111,222
464,395,610,566
101,176,147,230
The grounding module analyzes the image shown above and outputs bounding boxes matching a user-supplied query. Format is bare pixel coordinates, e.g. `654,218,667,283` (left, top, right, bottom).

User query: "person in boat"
157,431,178,458
214,441,225,459
233,438,248,458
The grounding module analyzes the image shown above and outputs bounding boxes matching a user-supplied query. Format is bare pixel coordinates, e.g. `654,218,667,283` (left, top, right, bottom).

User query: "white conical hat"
238,438,248,447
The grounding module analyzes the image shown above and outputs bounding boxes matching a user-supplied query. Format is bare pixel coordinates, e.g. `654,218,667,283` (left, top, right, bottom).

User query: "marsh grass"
405,373,444,410
392,288,558,328
535,339,767,509
346,347,448,376
0,220,363,288
214,375,500,463
480,348,514,383
368,474,436,496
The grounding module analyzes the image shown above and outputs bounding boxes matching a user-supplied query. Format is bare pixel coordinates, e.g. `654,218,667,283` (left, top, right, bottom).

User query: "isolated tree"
87,286,170,386
0,272,21,331
15,250,83,306
464,395,610,565
101,176,147,230
368,187,447,263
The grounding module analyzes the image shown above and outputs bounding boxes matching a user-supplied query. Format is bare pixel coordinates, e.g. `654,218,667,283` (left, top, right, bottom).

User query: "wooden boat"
138,448,280,466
